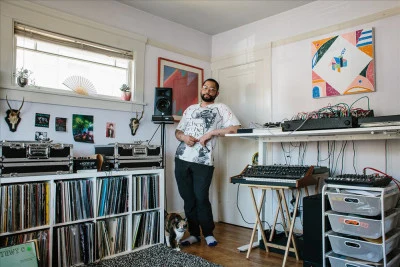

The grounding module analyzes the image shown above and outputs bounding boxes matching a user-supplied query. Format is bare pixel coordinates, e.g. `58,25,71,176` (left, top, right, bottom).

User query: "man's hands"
183,135,198,147
199,132,213,147
176,130,199,147
176,125,239,148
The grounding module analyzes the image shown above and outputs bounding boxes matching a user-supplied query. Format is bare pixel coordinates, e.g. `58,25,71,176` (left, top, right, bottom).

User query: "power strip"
237,241,259,252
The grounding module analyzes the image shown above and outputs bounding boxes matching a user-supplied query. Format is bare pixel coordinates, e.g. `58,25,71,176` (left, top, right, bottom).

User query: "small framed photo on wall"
35,113,50,128
55,117,67,132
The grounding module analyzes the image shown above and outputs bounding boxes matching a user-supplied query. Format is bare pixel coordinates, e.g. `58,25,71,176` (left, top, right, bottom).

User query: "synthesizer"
230,164,328,187
281,116,358,132
326,174,393,187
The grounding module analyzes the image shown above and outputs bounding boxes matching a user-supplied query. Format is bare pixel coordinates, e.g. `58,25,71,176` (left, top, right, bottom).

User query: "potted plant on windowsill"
14,67,34,87
120,84,131,101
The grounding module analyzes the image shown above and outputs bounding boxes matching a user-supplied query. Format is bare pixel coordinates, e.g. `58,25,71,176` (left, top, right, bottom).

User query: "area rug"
87,244,222,267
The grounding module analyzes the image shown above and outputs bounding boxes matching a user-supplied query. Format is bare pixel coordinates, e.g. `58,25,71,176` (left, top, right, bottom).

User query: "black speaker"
154,87,172,116
303,194,331,267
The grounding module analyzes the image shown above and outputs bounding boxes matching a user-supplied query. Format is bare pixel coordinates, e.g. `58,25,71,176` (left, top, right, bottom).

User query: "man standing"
175,78,240,246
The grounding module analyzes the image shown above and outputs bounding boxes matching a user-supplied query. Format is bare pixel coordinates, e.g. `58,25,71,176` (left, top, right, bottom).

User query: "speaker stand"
152,119,174,211
160,122,167,168
152,119,174,168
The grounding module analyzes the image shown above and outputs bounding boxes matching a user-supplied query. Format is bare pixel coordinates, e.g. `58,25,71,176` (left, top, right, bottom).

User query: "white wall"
212,1,400,229
212,1,399,58
0,0,212,214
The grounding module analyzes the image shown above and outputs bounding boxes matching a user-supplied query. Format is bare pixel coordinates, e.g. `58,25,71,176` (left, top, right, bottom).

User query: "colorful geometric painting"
158,58,204,121
312,28,375,98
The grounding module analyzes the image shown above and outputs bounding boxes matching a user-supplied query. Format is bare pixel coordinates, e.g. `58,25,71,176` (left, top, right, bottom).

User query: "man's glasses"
202,85,217,93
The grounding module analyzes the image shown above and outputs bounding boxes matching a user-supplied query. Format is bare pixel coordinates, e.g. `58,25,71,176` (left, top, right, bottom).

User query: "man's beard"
201,93,217,102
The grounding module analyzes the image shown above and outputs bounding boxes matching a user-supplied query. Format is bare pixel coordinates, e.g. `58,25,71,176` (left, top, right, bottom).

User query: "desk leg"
247,188,269,259
282,189,301,267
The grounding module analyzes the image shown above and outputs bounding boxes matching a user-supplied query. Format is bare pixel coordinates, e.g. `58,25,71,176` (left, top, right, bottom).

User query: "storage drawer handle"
345,264,359,267
344,241,360,248
344,219,359,226
344,197,359,203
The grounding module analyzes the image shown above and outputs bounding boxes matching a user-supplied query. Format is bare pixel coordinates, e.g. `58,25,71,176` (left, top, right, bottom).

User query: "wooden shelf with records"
0,169,165,267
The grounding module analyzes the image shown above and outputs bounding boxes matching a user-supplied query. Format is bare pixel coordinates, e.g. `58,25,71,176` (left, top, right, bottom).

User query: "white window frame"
0,1,147,111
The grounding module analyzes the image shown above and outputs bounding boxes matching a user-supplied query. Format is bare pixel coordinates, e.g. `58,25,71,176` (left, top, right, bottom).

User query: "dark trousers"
174,158,215,237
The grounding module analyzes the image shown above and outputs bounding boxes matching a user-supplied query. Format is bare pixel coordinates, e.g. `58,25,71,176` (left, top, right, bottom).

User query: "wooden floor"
181,222,304,267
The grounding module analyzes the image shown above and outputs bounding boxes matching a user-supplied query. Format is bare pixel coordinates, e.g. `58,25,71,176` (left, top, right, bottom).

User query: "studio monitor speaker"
154,87,172,116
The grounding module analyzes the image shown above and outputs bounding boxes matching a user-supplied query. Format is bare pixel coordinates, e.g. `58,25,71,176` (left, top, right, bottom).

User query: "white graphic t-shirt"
175,103,240,166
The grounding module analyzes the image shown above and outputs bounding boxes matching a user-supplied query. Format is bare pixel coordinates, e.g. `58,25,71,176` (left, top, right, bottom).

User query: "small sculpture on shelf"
14,67,34,87
120,84,131,101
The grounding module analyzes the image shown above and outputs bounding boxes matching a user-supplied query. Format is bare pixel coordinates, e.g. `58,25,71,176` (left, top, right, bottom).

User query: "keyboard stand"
245,184,310,267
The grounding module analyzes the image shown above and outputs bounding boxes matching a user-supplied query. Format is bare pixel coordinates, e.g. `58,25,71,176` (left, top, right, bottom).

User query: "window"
15,23,133,99
1,1,146,110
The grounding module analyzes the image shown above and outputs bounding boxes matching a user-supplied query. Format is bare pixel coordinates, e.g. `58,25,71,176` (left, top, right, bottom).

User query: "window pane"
16,48,129,98
16,35,35,49
15,31,133,99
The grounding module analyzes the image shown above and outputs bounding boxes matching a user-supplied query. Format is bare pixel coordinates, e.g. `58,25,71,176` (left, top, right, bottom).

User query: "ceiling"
117,0,315,35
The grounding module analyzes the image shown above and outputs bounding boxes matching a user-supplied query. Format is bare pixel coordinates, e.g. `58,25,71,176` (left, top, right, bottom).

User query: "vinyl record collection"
132,211,160,249
0,170,164,266
53,223,95,266
0,230,49,267
97,176,129,217
96,216,128,259
133,175,160,211
0,182,49,233
56,179,94,223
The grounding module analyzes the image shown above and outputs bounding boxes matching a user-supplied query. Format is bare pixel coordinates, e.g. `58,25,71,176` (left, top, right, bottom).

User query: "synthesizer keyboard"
326,174,393,187
230,164,327,187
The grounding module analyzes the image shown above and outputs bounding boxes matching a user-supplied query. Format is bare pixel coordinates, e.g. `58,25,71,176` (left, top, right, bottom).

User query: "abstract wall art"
312,28,375,98
158,57,204,121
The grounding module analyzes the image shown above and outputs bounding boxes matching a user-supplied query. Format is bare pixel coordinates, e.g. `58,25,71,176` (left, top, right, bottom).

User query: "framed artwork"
158,57,204,121
72,114,94,143
312,28,375,98
55,117,67,132
35,113,50,128
35,131,48,141
105,122,115,138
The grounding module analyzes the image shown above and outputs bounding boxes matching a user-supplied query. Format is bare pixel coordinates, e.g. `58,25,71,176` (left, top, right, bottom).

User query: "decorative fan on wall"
63,76,97,96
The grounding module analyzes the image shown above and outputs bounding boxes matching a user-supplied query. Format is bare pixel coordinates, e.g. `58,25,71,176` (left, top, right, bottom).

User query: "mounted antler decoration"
5,96,24,132
129,110,144,136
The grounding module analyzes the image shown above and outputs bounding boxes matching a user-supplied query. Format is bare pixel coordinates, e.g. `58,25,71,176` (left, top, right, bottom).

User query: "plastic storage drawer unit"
326,209,400,239
326,185,399,216
327,230,400,262
327,250,400,267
